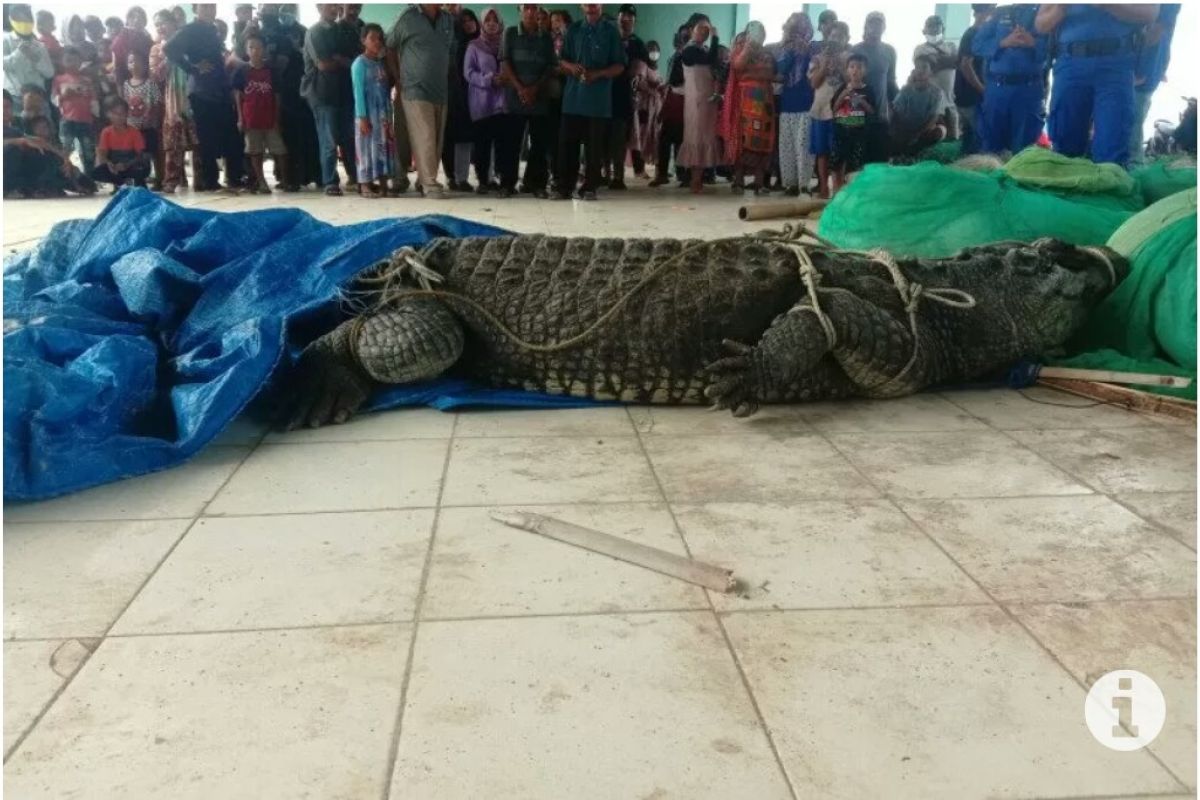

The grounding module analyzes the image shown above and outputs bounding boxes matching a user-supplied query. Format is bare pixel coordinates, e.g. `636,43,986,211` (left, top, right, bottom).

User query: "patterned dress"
351,53,393,183
150,40,197,191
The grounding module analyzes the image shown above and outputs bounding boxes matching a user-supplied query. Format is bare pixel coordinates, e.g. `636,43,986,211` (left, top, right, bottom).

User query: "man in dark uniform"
607,3,646,189
1035,3,1159,166
973,3,1049,156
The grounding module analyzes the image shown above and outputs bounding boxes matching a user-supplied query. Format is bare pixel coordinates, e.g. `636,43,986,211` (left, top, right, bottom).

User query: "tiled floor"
3,186,1197,799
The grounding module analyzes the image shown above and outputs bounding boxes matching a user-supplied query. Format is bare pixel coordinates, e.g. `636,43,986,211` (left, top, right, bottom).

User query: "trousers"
778,111,813,190
1048,53,1136,166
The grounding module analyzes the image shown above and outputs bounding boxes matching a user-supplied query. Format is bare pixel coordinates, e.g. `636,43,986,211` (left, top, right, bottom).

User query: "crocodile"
282,233,1126,429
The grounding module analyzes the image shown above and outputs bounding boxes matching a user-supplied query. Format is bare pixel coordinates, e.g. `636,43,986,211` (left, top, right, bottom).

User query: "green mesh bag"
1055,188,1197,398
1131,159,1198,205
818,159,1137,258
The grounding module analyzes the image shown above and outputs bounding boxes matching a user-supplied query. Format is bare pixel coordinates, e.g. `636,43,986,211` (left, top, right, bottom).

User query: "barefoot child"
829,51,875,196
92,96,151,191
351,23,392,198
52,46,98,169
232,32,287,193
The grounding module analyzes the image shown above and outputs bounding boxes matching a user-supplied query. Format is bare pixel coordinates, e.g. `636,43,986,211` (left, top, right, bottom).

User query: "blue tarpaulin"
3,189,598,502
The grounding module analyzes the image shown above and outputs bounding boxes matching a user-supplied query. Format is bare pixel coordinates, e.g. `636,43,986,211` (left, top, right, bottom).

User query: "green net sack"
1131,159,1198,205
818,160,1137,258
1055,187,1197,398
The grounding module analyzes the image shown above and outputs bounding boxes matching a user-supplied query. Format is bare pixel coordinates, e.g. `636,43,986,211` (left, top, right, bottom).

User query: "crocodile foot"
703,339,762,418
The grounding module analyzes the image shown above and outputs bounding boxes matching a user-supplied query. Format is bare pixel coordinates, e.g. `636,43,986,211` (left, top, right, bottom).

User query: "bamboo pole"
738,197,828,221
490,511,738,593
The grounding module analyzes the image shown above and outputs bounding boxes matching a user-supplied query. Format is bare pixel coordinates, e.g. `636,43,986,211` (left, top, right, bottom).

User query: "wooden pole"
738,198,828,222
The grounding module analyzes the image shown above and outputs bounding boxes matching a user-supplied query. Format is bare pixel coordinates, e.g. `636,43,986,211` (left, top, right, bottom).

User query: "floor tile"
207,440,448,515
441,437,659,506
674,500,986,610
3,639,92,754
628,405,814,436
211,414,270,446
391,613,791,799
4,519,191,639
944,386,1164,430
901,496,1196,603
453,407,634,438
1014,599,1197,787
4,625,410,799
112,510,435,634
723,606,1183,799
3,447,250,522
1009,428,1197,494
644,434,877,503
799,395,987,433
422,504,707,619
262,407,455,443
1118,492,1198,549
829,431,1091,498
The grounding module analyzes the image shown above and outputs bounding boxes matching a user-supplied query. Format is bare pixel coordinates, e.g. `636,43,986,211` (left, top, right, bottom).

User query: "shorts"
245,127,287,156
831,123,867,173
809,118,834,155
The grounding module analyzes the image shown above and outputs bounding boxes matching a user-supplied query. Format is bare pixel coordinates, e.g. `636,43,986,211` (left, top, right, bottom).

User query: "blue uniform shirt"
1057,4,1142,45
972,4,1048,78
1135,3,1180,92
561,18,626,119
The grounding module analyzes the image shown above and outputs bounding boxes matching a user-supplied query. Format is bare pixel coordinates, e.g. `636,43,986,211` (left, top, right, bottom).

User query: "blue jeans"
1049,53,1136,166
310,102,356,187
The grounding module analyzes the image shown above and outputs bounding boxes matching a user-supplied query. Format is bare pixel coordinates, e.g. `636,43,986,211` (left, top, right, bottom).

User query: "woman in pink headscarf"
464,8,521,196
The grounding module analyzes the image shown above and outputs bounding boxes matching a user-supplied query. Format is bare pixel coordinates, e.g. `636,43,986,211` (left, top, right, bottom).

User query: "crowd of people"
2,3,1186,202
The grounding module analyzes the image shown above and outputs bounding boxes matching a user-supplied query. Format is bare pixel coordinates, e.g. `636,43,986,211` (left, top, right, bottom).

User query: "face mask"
648,51,659,62
925,33,943,44
11,20,34,36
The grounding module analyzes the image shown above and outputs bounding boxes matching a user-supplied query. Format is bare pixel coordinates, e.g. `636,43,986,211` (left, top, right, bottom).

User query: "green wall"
358,4,749,76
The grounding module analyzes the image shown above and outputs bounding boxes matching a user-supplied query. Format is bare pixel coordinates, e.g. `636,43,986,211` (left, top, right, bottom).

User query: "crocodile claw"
702,339,761,418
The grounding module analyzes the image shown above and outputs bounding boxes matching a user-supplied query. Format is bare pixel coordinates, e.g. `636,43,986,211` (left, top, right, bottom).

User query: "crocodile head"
1015,238,1129,347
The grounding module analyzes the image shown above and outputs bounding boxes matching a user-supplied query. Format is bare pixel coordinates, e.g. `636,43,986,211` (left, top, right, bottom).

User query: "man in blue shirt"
1036,3,1159,166
1128,3,1180,165
973,4,1049,156
555,3,625,200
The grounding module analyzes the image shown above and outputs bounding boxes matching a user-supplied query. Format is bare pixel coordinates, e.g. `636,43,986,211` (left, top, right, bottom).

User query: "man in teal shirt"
555,3,624,200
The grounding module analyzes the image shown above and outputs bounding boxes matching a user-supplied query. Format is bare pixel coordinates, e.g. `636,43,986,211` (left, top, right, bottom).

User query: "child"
36,10,63,71
232,33,287,193
20,85,50,129
92,96,151,191
351,23,392,198
121,51,163,187
829,52,875,196
26,115,98,195
807,21,849,199
104,17,124,42
52,46,98,169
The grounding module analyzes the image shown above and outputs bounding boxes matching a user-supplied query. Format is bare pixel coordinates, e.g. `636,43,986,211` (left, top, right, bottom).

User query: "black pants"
657,118,683,178
518,113,554,191
92,160,151,186
558,113,606,195
190,93,245,188
606,116,629,183
473,113,524,190
545,98,562,187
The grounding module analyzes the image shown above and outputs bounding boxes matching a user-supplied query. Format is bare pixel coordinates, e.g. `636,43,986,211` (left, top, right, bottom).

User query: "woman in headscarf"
464,8,520,196
775,12,815,195
111,6,153,85
721,20,777,193
676,15,721,194
149,9,196,193
65,14,88,47
629,39,663,179
442,8,479,192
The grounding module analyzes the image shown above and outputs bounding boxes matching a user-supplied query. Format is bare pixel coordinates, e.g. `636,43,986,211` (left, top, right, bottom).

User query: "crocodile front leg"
284,298,464,429
704,290,918,415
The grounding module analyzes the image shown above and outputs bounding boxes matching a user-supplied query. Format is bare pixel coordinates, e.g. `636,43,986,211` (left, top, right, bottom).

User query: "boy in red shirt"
232,33,287,193
92,96,150,191
51,46,98,169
